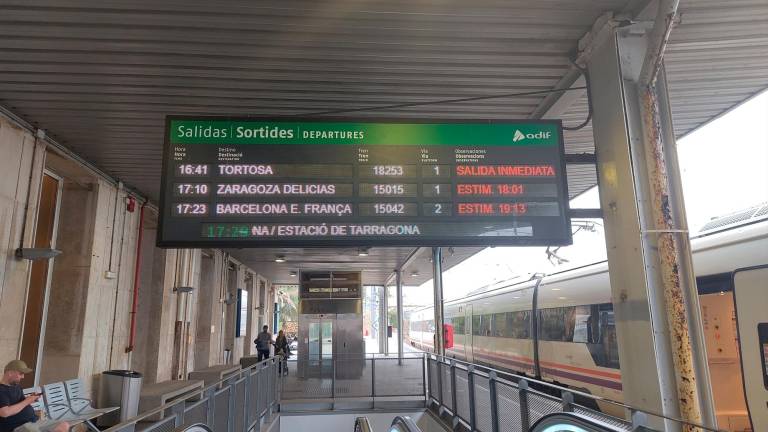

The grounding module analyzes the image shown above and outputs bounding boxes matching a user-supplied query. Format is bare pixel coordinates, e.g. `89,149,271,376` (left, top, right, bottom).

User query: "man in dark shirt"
255,325,273,361
0,361,68,432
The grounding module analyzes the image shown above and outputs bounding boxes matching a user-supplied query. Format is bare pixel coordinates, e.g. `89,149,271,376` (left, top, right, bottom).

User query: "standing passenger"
274,330,290,375
255,325,273,361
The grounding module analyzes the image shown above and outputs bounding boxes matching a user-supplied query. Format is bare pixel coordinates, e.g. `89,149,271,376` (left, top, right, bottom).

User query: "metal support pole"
467,365,476,431
488,371,500,432
242,376,250,432
432,247,444,356
379,285,388,355
171,402,185,428
649,66,717,429
205,387,216,427
586,25,716,430
518,379,530,431
421,354,427,400
371,357,376,398
638,76,704,430
396,269,404,365
383,284,389,356
561,391,574,413
450,360,458,418
227,382,235,432
435,358,443,407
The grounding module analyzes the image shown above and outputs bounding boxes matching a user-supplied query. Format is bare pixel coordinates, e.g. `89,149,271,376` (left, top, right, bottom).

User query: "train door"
464,304,474,362
733,265,768,432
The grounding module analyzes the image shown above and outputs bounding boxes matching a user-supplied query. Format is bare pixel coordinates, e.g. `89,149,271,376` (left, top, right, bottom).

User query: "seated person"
0,361,68,432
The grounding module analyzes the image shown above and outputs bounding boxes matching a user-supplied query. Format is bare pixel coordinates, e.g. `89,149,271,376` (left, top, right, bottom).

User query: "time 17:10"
176,183,209,195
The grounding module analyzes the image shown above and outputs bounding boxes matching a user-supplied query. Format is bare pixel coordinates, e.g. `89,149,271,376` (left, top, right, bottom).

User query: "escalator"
531,413,655,432
353,416,422,432
389,416,421,432
354,417,372,432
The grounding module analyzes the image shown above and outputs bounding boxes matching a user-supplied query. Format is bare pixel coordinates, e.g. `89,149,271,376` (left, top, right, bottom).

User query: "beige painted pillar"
0,119,44,365
194,250,217,368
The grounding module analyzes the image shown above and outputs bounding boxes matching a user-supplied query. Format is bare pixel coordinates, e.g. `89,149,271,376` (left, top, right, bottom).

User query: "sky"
401,89,768,307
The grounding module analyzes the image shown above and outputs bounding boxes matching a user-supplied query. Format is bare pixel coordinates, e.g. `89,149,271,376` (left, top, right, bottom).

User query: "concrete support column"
586,28,715,429
432,247,444,356
194,251,216,368
232,263,246,362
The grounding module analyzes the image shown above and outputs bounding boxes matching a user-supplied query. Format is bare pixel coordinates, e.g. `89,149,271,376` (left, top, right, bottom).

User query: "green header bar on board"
168,119,560,147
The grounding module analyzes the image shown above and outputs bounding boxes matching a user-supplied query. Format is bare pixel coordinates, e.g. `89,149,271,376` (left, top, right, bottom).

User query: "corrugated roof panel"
0,0,630,202
667,0,768,137
0,0,764,207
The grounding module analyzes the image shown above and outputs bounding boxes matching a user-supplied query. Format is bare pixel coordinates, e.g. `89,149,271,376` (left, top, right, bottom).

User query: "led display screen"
158,117,572,247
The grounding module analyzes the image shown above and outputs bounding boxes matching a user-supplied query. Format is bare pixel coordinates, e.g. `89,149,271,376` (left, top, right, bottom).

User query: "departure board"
158,117,572,247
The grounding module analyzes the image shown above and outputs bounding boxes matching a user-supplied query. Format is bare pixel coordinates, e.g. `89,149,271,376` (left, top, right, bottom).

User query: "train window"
473,314,492,336
482,314,493,336
493,313,507,337
472,315,482,336
601,315,620,368
453,317,465,334
427,320,435,333
507,311,531,339
539,308,567,341
588,304,601,344
571,306,592,343
594,304,620,369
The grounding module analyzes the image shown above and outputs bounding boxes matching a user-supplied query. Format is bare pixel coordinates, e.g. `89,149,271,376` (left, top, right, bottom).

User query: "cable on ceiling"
562,64,593,131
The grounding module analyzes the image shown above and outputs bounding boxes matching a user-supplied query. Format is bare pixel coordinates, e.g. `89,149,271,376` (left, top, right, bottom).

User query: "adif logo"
513,129,552,142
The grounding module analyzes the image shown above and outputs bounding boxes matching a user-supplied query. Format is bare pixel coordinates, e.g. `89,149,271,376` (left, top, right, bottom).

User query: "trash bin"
98,370,143,432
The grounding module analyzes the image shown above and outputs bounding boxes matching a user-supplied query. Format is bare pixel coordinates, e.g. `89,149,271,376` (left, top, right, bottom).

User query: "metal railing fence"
104,357,280,432
280,354,426,403
426,354,726,432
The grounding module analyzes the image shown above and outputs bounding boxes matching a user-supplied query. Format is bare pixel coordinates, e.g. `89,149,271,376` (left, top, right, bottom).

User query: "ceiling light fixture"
289,271,297,277
358,247,370,257
275,255,286,263
410,270,419,277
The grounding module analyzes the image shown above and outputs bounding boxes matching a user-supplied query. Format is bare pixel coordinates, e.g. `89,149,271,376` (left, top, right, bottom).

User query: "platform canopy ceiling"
1,0,765,284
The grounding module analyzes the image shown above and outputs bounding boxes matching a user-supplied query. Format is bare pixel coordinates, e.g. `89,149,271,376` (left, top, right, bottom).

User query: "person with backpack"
274,330,290,375
254,325,273,361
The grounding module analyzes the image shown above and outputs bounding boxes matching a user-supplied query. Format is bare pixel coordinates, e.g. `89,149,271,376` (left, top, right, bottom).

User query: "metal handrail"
103,356,281,432
427,353,727,432
354,416,373,432
173,424,214,432
389,416,420,432
281,354,428,402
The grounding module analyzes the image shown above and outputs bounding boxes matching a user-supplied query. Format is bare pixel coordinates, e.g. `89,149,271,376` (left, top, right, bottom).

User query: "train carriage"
405,209,768,427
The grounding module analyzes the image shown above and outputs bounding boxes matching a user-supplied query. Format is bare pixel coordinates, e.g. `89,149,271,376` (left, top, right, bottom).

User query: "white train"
405,207,768,429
